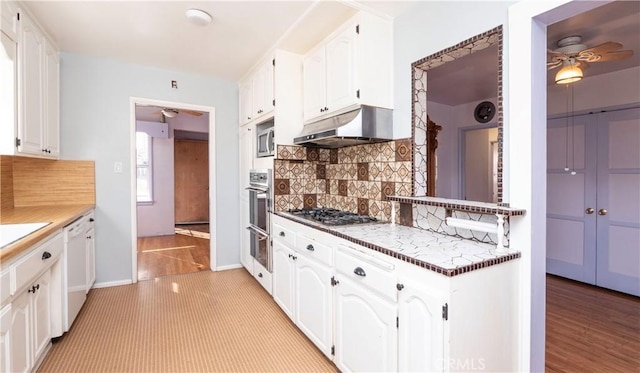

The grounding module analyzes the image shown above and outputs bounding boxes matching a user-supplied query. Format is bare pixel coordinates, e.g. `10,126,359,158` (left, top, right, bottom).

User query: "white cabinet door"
0,305,12,372
239,124,253,272
10,291,30,373
398,278,444,372
86,227,96,292
294,254,333,358
31,270,51,361
272,242,295,319
303,47,326,121
252,66,266,119
43,39,59,158
18,13,45,157
334,276,397,373
1,30,18,155
325,24,357,113
239,79,253,125
264,59,274,117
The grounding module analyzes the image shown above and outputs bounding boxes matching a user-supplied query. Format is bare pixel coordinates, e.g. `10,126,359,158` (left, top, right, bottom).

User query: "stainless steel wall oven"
246,169,272,272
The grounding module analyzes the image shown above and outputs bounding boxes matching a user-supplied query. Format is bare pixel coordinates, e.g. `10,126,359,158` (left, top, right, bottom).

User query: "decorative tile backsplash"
274,140,413,222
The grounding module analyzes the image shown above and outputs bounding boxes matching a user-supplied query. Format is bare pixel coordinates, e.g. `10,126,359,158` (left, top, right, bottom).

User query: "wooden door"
546,114,597,284
595,108,640,296
174,139,209,224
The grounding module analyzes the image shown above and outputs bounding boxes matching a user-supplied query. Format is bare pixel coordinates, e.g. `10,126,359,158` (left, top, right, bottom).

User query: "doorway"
459,125,498,203
546,107,640,296
130,98,216,282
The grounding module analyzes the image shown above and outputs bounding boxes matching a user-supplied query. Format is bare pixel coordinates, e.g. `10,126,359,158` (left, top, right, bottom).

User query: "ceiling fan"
155,108,204,118
547,35,634,73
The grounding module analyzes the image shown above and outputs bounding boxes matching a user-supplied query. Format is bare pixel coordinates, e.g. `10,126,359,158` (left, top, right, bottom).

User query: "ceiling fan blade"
597,50,634,62
181,109,203,116
547,59,563,70
580,41,623,55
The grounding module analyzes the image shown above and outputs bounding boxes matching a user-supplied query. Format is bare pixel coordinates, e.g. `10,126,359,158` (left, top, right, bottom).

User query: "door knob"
598,209,608,216
585,208,594,215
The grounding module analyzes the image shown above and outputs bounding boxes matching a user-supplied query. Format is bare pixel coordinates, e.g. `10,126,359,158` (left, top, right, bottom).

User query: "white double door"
547,108,640,296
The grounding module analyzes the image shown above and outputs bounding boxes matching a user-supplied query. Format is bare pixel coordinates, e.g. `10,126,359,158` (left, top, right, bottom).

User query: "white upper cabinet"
239,79,252,126
239,56,275,126
0,5,60,159
252,58,275,120
303,12,392,122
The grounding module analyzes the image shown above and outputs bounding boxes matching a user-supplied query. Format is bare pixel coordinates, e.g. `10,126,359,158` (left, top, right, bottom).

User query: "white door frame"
129,97,217,283
508,0,612,371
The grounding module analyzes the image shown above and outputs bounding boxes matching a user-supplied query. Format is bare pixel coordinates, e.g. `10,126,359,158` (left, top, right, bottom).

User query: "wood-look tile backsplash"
274,139,413,222
1,156,95,211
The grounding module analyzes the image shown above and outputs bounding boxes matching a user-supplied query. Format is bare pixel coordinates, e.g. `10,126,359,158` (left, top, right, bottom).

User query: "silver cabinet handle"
598,209,608,216
585,208,594,215
306,244,314,252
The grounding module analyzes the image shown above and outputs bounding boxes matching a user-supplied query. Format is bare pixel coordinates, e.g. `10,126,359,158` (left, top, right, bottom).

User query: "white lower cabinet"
397,277,445,372
272,242,295,319
10,269,51,373
0,305,11,372
271,215,519,372
334,276,397,372
294,253,332,357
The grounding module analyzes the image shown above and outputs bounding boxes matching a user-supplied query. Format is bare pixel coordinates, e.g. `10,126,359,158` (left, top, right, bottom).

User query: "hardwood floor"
546,274,640,372
137,225,210,280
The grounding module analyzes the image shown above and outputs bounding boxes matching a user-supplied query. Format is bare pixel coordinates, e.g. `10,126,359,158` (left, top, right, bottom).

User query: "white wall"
60,52,239,284
425,98,498,199
548,66,640,116
393,1,515,139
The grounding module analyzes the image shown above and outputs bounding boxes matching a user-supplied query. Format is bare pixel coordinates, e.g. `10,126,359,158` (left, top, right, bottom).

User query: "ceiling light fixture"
185,9,212,26
161,109,178,118
555,58,583,84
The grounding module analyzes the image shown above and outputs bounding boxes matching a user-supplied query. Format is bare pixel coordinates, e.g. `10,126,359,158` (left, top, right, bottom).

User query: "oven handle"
246,225,269,238
245,186,269,193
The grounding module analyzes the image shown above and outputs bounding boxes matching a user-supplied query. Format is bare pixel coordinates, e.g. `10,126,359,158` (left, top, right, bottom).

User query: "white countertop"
277,212,519,275
330,223,516,270
0,222,51,249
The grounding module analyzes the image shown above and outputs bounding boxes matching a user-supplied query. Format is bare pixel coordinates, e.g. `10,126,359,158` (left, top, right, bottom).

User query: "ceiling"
24,1,416,82
424,0,639,107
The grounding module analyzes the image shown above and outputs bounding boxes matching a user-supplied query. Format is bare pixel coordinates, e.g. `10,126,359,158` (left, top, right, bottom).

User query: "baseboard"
92,279,133,289
215,264,243,271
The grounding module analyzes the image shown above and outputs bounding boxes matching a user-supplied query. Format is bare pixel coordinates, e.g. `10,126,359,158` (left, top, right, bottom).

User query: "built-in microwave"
256,119,275,158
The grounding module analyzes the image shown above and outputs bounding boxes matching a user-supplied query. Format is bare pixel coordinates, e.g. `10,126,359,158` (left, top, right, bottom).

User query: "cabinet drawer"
336,245,397,301
273,222,295,248
297,235,332,267
0,268,10,305
253,261,272,295
12,232,63,294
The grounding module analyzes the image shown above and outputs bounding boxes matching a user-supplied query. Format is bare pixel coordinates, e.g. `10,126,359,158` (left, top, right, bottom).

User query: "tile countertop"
0,204,95,263
276,212,520,277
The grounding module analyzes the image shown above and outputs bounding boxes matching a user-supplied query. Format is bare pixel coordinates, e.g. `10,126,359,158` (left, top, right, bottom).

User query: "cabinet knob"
585,208,594,215
247,117,251,120
90,218,95,222
598,209,608,216
353,267,366,277
396,283,405,291
258,272,263,278
279,231,285,237
42,251,52,260
306,244,314,252
292,255,297,260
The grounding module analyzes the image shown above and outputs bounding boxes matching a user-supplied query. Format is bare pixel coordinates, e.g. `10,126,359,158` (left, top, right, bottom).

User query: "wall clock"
474,101,496,123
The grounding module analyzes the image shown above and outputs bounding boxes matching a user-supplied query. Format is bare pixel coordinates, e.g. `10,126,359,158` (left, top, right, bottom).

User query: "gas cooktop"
289,208,378,226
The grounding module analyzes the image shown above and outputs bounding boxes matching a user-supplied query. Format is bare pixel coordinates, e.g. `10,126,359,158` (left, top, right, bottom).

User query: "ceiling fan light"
161,109,177,118
555,63,583,84
186,9,212,26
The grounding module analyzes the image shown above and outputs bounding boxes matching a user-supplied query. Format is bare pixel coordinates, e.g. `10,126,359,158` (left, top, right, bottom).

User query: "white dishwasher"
63,212,93,331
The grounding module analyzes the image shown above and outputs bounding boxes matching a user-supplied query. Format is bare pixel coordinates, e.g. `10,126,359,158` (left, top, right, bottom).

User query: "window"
136,132,153,203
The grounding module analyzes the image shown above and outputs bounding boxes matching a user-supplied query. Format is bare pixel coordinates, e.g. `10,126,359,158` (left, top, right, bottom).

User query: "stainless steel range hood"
294,105,393,148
